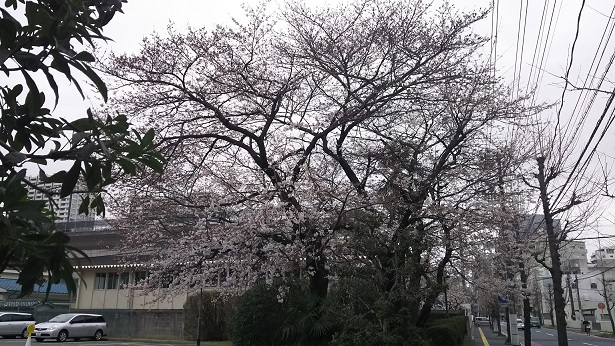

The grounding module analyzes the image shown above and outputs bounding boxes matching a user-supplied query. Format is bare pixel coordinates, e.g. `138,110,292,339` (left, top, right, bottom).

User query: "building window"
608,249,614,254
119,272,129,288
107,272,119,289
94,273,106,289
591,283,598,289
160,275,173,288
572,282,578,289
134,271,148,284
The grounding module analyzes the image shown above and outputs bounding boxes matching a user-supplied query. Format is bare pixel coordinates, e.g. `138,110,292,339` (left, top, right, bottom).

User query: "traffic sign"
598,302,606,310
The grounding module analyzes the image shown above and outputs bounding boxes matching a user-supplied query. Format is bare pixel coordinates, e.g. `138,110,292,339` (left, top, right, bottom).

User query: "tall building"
25,175,104,232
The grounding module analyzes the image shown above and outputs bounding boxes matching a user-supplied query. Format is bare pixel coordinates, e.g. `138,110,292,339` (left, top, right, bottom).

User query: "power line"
559,3,615,161
516,0,529,99
512,0,526,98
553,0,586,151
524,0,550,94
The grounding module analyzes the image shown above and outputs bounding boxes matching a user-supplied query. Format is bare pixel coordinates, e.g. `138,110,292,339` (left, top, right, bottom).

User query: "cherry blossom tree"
104,0,536,330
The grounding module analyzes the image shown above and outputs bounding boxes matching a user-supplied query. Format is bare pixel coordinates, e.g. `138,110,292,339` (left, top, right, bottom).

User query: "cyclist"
582,319,591,336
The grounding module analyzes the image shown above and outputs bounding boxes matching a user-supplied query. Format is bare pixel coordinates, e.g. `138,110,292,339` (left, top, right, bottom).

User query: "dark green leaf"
68,118,94,131
117,157,136,175
141,128,155,148
13,51,40,71
40,65,59,107
0,48,10,65
73,51,95,62
42,170,65,183
78,195,90,215
60,161,81,198
68,60,107,101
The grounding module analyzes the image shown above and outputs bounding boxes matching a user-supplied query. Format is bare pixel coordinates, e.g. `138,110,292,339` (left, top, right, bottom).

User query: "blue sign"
498,295,508,304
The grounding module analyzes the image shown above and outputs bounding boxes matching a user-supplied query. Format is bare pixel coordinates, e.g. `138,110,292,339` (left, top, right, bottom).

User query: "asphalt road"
0,339,185,346
497,322,615,346
528,328,615,346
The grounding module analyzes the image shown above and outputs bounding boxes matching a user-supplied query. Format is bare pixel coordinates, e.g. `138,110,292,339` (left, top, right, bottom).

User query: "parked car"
516,318,525,330
33,313,107,342
0,312,36,339
530,316,541,328
474,316,490,326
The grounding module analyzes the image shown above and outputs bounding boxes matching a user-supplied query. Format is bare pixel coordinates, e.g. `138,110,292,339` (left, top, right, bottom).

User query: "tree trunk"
547,284,555,326
305,232,328,298
536,157,568,346
493,302,503,335
602,274,615,334
521,268,532,346
566,274,576,320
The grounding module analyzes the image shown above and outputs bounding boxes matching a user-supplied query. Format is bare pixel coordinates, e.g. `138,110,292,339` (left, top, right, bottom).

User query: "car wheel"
35,338,45,342
94,329,103,341
57,330,68,342
21,328,28,339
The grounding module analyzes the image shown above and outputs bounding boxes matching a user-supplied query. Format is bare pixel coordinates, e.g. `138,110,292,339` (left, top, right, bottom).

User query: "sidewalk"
473,325,508,346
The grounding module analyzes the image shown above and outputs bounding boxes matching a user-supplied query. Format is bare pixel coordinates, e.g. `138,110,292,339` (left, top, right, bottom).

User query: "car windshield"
48,314,75,323
517,319,523,323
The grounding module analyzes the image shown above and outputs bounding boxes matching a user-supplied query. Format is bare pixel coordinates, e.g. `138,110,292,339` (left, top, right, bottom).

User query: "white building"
25,175,98,231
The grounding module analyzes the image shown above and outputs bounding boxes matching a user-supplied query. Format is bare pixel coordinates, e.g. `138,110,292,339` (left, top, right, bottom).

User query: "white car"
0,312,36,339
517,318,525,330
33,313,107,342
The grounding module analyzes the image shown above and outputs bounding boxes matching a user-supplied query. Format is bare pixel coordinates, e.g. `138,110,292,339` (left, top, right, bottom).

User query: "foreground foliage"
0,0,164,297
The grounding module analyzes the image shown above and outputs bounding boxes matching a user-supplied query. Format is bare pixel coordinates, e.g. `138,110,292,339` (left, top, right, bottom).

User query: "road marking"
478,327,491,346
546,333,554,336
582,343,597,346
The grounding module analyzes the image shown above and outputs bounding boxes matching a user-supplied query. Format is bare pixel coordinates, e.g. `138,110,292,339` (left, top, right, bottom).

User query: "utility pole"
575,274,583,318
547,284,554,326
566,274,576,320
196,287,202,346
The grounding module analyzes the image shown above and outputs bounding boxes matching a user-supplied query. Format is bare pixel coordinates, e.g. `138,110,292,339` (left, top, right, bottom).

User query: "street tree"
521,120,604,345
595,271,615,333
0,0,165,297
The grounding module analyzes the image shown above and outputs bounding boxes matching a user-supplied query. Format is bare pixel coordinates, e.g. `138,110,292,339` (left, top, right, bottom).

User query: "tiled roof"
0,278,68,294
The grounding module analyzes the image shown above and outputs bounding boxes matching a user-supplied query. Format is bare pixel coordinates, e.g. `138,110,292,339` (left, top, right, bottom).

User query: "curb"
106,338,193,344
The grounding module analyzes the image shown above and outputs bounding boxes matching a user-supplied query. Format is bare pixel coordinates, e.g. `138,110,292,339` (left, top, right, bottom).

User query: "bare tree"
519,118,604,346
595,272,615,332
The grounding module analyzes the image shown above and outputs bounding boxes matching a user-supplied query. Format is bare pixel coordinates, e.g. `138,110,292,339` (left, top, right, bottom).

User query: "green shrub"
230,284,284,346
327,278,429,346
230,279,334,346
425,324,458,346
278,281,334,345
183,290,236,341
425,316,468,346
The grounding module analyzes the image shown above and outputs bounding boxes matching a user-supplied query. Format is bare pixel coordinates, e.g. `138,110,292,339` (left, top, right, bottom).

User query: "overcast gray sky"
52,0,615,254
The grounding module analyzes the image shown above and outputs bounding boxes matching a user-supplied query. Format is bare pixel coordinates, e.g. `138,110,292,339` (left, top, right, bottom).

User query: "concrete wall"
76,271,187,310
32,309,184,339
